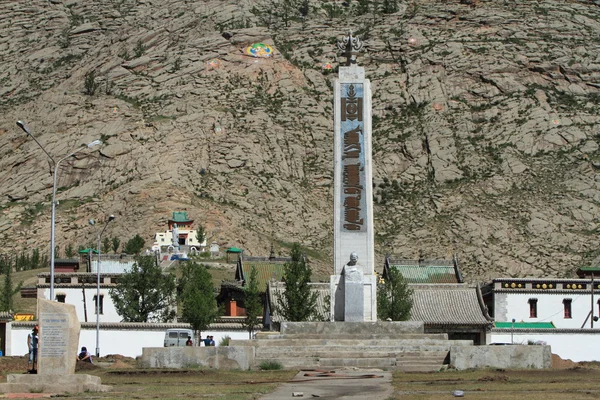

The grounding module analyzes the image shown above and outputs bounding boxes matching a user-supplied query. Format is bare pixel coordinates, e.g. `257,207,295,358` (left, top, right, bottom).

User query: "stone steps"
248,322,474,372
254,346,456,356
231,338,472,347
256,333,449,340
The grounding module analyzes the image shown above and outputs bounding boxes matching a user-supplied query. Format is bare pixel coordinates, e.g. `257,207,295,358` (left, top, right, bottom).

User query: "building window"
528,298,538,318
56,294,66,303
93,295,104,315
563,299,572,319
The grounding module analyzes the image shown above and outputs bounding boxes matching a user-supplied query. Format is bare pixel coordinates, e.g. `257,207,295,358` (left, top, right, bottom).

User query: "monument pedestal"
331,272,377,321
0,374,112,394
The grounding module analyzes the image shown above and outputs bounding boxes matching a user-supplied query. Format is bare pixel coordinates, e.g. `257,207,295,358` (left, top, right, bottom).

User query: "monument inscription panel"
40,313,69,358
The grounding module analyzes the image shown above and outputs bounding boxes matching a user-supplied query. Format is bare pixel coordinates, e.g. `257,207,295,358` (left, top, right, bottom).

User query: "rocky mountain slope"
0,0,599,282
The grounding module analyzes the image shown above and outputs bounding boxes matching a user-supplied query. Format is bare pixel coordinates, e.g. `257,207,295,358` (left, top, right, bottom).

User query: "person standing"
27,326,39,373
185,336,193,346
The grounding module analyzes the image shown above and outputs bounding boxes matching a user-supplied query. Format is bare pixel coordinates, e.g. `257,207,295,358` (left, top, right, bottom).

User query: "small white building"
37,272,125,323
484,268,600,361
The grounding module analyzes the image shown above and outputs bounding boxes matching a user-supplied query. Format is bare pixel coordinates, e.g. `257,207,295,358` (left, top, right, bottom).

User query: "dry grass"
390,365,600,399
87,368,297,400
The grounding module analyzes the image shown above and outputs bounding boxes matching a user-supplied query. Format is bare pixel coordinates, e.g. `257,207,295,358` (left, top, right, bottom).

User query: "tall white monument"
330,33,377,322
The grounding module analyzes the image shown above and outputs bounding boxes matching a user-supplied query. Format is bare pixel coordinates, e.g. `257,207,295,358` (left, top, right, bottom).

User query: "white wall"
492,331,600,362
9,325,251,358
494,292,599,329
39,288,121,323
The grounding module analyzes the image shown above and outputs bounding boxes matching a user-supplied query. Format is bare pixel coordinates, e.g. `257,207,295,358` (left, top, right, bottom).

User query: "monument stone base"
330,273,377,321
0,374,112,394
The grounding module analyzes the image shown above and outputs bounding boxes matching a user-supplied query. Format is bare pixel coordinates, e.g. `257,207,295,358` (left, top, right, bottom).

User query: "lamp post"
89,215,115,358
511,318,515,344
17,121,101,301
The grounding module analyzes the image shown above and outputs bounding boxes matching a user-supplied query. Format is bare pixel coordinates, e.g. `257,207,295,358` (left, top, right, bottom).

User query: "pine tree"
277,243,319,321
0,257,21,312
242,266,262,338
181,262,218,345
195,225,205,245
102,237,111,254
123,234,145,254
377,267,413,321
111,237,120,253
109,255,176,322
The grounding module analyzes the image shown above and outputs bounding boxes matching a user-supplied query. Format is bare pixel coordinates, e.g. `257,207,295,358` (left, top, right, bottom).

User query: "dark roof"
54,258,80,264
384,255,463,284
266,281,330,323
409,284,492,326
241,262,286,291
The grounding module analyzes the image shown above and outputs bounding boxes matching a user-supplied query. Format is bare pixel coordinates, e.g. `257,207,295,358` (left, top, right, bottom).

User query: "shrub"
259,361,283,370
84,70,99,95
219,335,231,346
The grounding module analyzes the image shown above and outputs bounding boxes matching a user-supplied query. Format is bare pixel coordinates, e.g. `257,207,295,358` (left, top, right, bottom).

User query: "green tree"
111,237,120,253
181,262,218,345
242,266,262,338
377,267,413,321
277,243,319,321
0,256,22,312
109,255,176,322
195,225,206,245
65,243,75,258
102,237,111,254
123,234,145,254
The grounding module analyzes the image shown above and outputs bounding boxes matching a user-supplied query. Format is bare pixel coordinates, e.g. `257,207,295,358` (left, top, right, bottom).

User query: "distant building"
153,211,206,251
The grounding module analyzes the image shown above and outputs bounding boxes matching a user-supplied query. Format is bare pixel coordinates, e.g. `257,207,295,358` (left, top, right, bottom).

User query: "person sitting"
77,346,93,363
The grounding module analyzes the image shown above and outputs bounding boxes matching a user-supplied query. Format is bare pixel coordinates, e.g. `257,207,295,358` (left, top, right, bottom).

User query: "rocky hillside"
0,0,599,282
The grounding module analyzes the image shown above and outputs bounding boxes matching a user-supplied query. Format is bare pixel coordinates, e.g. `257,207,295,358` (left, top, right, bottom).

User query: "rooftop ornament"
337,31,364,66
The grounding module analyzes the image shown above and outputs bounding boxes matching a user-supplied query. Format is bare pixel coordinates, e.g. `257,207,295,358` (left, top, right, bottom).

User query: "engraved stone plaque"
38,299,80,375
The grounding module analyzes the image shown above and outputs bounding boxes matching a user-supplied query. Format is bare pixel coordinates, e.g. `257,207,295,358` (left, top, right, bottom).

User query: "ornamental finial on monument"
337,31,364,66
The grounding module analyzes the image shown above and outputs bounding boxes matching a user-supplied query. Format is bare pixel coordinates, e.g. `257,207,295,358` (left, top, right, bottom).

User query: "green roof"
242,263,285,291
391,264,458,284
494,321,555,329
578,266,600,271
171,211,190,222
78,248,98,254
227,247,243,253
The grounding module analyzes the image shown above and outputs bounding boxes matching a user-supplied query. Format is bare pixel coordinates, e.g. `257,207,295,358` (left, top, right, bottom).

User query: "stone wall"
450,345,552,370
140,347,255,370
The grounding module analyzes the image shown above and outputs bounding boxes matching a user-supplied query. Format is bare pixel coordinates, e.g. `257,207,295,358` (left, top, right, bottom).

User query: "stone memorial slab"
37,298,79,375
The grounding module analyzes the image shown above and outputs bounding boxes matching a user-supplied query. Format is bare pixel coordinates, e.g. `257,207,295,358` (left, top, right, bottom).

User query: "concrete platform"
0,374,111,395
260,369,393,400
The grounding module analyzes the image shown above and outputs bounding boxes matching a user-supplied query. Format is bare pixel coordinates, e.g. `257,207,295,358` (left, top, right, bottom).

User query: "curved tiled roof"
409,284,492,326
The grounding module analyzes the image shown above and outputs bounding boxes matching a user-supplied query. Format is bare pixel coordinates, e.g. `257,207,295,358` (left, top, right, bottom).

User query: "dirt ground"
0,353,581,378
0,354,137,378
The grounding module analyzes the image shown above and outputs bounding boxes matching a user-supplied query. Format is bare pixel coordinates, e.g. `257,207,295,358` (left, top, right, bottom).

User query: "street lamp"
89,215,115,358
17,120,101,301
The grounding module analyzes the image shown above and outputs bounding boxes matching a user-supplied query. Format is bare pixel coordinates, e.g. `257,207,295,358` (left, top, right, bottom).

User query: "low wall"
450,345,552,370
140,347,254,370
492,330,600,362
8,322,250,358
